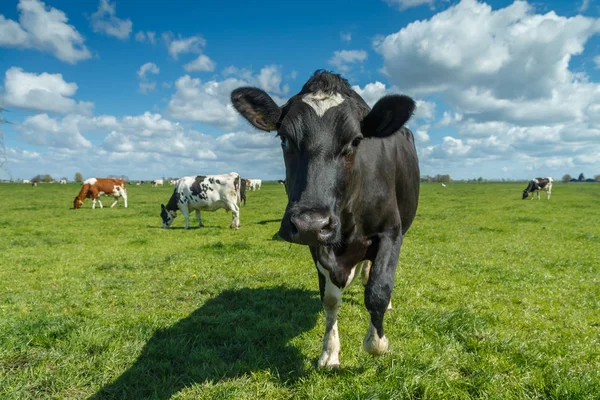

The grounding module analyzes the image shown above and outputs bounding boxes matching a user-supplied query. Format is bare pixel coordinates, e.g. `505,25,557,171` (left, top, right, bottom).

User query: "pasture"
0,181,599,399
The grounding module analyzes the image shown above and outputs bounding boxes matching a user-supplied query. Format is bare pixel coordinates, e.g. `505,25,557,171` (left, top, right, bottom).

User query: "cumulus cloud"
328,49,368,72
384,0,435,10
184,55,216,72
163,33,206,59
167,65,289,129
340,32,352,42
3,67,93,114
0,0,91,63
376,0,600,178
17,113,93,149
138,81,156,94
90,0,132,40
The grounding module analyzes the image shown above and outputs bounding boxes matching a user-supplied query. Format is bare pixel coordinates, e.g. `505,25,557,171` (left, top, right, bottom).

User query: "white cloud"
3,67,93,114
414,125,430,143
0,0,91,64
340,32,352,42
90,0,132,40
137,62,159,79
384,0,435,10
17,113,93,149
163,33,206,59
135,31,156,44
167,65,289,128
328,49,368,72
184,55,216,72
376,0,600,178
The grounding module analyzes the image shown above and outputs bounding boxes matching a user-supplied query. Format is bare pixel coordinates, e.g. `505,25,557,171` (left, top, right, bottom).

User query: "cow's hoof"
387,300,393,310
317,351,340,369
363,327,388,356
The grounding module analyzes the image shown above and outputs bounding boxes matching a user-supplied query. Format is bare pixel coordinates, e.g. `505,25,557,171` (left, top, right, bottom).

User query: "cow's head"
160,204,177,228
232,70,415,246
522,190,529,199
73,196,83,209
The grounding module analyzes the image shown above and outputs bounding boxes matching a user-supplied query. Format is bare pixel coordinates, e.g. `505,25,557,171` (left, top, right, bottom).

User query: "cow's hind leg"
316,262,342,368
360,260,392,310
363,232,402,356
196,210,203,227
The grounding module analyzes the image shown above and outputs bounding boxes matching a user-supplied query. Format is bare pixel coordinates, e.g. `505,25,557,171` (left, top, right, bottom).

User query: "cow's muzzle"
280,210,338,246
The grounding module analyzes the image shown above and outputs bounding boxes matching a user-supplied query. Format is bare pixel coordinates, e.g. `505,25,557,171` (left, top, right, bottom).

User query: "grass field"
0,181,599,399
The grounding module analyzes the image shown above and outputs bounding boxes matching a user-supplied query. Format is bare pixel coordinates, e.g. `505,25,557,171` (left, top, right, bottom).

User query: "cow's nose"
289,211,336,245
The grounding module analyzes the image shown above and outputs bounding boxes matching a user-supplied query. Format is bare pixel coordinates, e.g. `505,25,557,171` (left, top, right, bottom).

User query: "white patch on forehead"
302,91,345,117
83,178,97,185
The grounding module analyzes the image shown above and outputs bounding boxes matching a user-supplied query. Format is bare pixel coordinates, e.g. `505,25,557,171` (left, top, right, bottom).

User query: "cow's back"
177,173,239,211
355,127,419,236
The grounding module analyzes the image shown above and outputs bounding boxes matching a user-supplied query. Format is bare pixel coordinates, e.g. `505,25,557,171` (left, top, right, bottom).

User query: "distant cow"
247,179,262,191
23,179,30,184
161,172,241,229
169,179,178,185
74,178,128,209
60,179,67,184
278,180,285,185
240,178,247,206
522,177,553,200
151,179,164,187
232,70,419,367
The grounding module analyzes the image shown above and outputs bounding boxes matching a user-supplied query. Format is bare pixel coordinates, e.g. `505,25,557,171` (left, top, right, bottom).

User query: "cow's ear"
361,95,416,138
231,87,281,132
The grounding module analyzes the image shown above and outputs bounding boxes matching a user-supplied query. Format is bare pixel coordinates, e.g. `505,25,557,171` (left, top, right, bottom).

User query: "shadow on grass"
91,287,321,399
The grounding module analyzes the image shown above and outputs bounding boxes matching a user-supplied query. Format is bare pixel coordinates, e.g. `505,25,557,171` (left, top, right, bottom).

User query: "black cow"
240,178,247,205
522,177,553,200
232,70,420,368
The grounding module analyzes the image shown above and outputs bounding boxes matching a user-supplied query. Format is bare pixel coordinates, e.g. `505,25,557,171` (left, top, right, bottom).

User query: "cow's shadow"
91,287,321,399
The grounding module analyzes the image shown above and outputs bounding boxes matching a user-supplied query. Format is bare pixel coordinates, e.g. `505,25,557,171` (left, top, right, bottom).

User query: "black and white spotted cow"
160,172,241,229
522,177,553,200
232,70,420,368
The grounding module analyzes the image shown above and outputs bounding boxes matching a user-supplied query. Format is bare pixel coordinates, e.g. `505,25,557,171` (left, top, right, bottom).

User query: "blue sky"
1,0,599,181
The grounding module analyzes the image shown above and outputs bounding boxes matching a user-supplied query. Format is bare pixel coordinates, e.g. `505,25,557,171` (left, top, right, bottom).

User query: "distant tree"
43,174,52,183
594,175,600,182
477,177,484,182
562,174,572,183
578,173,585,182
75,172,83,183
31,175,43,183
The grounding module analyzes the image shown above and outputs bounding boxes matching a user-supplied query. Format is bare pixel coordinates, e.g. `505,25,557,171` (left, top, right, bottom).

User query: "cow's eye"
351,137,363,148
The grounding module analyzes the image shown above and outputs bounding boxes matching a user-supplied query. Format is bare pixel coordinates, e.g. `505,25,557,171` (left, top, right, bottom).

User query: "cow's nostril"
289,216,299,235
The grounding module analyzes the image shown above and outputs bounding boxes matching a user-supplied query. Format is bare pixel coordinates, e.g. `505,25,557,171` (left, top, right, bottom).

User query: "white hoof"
317,351,340,368
363,324,389,356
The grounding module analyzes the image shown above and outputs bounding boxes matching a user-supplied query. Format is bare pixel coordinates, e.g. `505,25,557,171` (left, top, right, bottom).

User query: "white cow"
160,172,241,229
152,179,164,187
248,179,262,191
23,179,30,184
60,179,67,184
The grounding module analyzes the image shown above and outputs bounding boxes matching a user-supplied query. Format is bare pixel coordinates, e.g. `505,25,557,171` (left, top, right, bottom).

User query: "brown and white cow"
73,178,128,209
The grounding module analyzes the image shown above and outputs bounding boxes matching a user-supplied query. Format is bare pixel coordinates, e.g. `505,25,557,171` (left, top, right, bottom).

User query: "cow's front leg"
110,197,118,208
92,198,96,209
360,260,392,310
97,199,103,208
195,210,203,227
181,208,191,229
363,231,402,356
316,262,342,368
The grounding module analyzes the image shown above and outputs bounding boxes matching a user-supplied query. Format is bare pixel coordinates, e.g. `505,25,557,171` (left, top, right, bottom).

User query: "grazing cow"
151,179,164,187
522,177,553,200
60,179,67,184
247,179,262,191
73,178,128,209
160,172,241,229
232,70,419,367
278,179,285,185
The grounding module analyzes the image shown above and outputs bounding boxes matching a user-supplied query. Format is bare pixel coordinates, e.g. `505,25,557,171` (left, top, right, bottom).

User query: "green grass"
0,181,599,399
